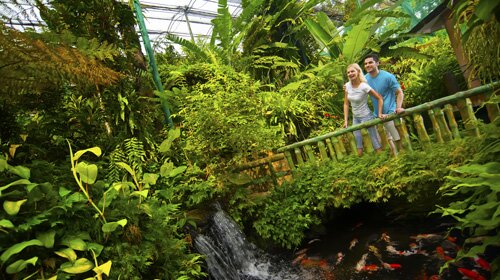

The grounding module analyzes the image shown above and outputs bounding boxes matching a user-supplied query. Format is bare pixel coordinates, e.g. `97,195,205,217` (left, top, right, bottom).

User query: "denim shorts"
353,115,382,150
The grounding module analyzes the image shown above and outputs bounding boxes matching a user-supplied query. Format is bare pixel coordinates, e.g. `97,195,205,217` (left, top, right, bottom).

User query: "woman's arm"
368,89,384,119
343,88,350,128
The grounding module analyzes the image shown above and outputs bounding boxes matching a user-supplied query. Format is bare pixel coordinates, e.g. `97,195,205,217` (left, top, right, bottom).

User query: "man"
364,53,405,155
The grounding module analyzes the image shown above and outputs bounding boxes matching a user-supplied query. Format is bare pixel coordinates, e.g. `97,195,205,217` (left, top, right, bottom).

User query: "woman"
343,63,384,156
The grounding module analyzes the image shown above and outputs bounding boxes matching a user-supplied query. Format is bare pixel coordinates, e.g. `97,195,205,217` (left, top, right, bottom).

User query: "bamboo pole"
361,128,374,154
464,98,480,137
305,144,316,162
325,138,338,162
434,108,452,142
318,141,329,161
444,104,461,139
332,137,344,160
428,110,444,143
284,151,295,170
347,133,358,155
413,114,431,149
376,124,388,150
485,92,499,122
295,148,305,166
267,162,279,187
394,118,413,152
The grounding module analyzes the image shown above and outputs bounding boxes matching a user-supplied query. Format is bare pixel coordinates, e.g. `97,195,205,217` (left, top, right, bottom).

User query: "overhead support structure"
132,0,174,128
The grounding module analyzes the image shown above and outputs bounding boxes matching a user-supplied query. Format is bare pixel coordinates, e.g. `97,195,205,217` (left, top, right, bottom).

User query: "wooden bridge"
232,82,500,187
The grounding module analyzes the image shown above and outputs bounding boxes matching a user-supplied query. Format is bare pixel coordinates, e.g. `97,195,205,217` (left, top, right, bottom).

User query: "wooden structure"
233,82,499,187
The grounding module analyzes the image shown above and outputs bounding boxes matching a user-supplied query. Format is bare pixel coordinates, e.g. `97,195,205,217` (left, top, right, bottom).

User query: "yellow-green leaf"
60,258,94,274
61,238,87,251
0,219,14,229
6,257,38,274
55,248,77,262
37,230,56,248
93,260,112,276
102,219,127,233
0,239,43,262
131,190,148,198
3,199,27,216
76,162,98,184
73,147,102,162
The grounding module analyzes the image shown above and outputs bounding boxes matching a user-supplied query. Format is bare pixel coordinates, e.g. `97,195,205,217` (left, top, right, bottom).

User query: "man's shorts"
384,120,400,141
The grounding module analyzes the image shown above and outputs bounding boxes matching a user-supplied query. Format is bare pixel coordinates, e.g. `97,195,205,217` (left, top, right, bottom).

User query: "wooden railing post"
394,118,413,152
428,109,444,143
464,98,481,137
318,141,329,161
325,138,338,162
284,151,295,170
485,92,499,122
414,114,431,149
295,148,305,166
361,128,375,154
434,108,453,142
444,104,461,139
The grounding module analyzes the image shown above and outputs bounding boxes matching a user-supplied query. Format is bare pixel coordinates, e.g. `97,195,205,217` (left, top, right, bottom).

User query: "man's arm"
395,88,404,114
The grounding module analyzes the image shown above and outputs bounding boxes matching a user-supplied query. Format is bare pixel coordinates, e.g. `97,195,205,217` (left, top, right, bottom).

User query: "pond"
194,203,493,280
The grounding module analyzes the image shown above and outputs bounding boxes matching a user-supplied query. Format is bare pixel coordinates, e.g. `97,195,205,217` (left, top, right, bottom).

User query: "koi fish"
300,257,330,269
335,252,344,265
473,255,491,271
436,246,454,261
457,268,487,280
410,233,443,242
386,245,401,255
368,245,382,260
379,232,391,243
355,253,368,272
362,264,379,272
292,253,306,266
382,263,402,270
308,238,321,245
349,238,358,250
351,222,363,230
295,248,308,255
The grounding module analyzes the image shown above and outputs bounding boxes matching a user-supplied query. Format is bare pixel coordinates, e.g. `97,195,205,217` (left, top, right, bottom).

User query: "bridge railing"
233,82,499,187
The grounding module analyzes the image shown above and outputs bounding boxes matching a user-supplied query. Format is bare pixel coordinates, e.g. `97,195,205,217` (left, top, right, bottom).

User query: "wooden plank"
428,109,444,143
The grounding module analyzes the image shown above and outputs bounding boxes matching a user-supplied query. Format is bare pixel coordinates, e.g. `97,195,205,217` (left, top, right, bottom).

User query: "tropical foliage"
0,0,498,278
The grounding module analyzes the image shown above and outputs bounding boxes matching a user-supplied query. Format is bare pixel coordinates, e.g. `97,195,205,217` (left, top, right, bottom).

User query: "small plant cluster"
243,135,479,249
0,129,209,279
433,120,500,276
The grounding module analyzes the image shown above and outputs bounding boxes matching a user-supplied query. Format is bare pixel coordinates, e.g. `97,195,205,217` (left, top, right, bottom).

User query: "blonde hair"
347,63,367,83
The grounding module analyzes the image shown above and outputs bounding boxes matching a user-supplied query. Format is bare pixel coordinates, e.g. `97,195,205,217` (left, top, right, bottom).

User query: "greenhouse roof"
1,0,242,49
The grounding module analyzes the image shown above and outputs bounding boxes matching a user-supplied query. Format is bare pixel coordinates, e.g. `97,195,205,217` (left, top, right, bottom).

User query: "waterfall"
194,208,309,280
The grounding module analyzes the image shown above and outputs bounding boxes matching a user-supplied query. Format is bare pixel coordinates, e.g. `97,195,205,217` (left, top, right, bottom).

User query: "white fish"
355,253,368,272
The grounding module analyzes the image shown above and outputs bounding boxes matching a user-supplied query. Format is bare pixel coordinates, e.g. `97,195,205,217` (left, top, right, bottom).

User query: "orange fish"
473,255,491,271
362,264,379,272
436,246,454,261
457,268,486,280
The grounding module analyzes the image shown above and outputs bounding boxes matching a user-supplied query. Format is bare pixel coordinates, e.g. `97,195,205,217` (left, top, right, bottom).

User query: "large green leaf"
475,0,500,21
73,147,102,162
142,173,159,185
8,165,30,179
61,237,87,251
75,162,98,184
3,199,27,216
60,258,94,274
343,16,375,63
93,260,112,277
101,219,127,233
6,257,38,274
0,157,7,171
0,179,31,195
0,239,43,263
37,230,56,248
0,219,14,229
55,248,77,262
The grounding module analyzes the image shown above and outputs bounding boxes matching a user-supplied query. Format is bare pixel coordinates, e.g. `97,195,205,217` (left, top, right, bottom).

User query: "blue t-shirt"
365,70,400,115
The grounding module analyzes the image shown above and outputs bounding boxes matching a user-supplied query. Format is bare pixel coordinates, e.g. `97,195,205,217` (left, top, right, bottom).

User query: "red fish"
473,255,491,271
362,264,379,271
457,268,486,280
388,263,402,269
436,246,454,261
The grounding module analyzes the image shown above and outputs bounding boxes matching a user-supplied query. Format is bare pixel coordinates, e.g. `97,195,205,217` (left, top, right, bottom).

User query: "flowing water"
194,208,323,280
